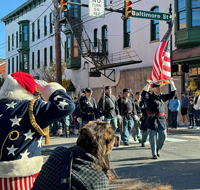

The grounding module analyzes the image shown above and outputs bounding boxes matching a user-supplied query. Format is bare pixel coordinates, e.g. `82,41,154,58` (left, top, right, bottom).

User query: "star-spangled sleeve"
32,89,75,129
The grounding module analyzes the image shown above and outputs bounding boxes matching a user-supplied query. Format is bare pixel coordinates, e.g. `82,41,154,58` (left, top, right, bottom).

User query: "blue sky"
0,0,27,59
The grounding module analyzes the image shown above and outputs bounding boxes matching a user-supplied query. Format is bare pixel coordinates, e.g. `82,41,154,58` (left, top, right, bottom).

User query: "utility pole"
54,0,62,84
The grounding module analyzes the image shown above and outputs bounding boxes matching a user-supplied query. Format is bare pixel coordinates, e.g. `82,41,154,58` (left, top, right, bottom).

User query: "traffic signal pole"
54,0,62,84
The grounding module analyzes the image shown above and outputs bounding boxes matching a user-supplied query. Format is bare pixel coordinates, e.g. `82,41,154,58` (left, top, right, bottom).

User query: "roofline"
1,0,45,23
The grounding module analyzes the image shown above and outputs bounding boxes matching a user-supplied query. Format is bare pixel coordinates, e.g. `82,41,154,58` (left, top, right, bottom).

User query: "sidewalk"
169,124,200,134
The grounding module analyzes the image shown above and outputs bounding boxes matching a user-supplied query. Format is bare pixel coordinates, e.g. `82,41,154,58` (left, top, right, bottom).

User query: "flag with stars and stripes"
0,89,75,190
149,20,174,87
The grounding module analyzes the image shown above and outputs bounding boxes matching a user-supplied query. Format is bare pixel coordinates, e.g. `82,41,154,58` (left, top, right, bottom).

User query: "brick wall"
92,66,183,124
0,62,6,78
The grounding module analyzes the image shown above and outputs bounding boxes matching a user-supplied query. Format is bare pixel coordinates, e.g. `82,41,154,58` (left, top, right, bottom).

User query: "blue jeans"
194,109,200,126
105,118,118,131
142,130,148,144
171,111,178,128
120,119,134,144
132,121,141,141
148,123,167,156
51,121,63,134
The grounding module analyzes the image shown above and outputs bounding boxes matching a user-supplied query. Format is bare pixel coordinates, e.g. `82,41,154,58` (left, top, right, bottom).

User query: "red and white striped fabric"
149,21,174,87
0,173,38,190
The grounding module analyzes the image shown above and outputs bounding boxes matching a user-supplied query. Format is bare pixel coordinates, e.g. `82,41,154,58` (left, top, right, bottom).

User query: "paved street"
42,129,200,190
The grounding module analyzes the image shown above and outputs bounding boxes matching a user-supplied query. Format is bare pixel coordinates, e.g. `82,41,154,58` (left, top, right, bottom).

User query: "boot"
157,148,160,157
57,129,63,136
65,126,70,138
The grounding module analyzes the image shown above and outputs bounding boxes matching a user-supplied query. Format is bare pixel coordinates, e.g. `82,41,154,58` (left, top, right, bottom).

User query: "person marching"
193,91,200,129
139,98,148,147
141,78,176,159
98,86,121,131
76,88,99,127
132,92,142,143
117,89,136,145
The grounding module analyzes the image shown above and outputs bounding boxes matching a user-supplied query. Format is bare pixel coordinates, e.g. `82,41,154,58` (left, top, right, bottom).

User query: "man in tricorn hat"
141,79,176,159
98,85,120,131
118,88,136,145
77,88,99,127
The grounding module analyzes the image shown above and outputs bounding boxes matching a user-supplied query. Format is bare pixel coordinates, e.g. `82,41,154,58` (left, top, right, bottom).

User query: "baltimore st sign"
131,9,171,22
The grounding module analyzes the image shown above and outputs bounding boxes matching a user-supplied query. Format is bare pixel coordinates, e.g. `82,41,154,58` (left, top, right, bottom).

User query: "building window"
19,25,22,42
191,0,200,27
151,6,159,41
32,22,35,41
37,50,40,68
66,37,71,58
23,26,28,41
37,19,40,39
44,16,47,36
8,36,10,51
73,37,78,57
124,19,131,47
12,34,14,50
32,52,34,70
94,29,98,47
102,25,108,53
50,46,53,64
23,54,28,70
16,31,18,48
50,13,53,34
12,58,14,73
178,0,186,29
8,59,10,74
44,48,47,66
16,56,18,72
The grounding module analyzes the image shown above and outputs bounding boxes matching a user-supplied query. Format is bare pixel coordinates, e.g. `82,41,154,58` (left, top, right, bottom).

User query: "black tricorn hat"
82,90,86,94
74,96,78,99
105,85,111,90
85,88,93,93
152,83,160,88
123,88,130,93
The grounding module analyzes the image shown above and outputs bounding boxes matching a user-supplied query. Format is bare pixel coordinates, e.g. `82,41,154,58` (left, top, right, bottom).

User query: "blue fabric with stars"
0,89,75,161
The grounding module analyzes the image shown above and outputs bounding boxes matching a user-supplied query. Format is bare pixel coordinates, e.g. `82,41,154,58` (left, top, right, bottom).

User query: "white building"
1,0,176,98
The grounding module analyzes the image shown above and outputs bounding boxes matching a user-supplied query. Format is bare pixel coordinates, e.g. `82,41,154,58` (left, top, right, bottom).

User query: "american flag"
150,21,174,87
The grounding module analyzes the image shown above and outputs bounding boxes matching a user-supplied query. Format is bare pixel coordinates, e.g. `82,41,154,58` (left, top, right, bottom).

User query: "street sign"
131,9,171,22
89,0,105,17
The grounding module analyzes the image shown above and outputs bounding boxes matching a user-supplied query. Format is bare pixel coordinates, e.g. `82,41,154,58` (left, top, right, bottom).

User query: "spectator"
193,91,200,129
188,98,194,129
31,121,118,190
169,95,180,129
180,92,189,125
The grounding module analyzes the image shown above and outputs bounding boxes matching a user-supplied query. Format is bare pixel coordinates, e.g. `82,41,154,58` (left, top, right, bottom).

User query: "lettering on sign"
89,0,105,17
131,9,171,22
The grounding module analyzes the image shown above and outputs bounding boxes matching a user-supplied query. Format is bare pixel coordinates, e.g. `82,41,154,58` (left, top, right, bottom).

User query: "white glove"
100,116,105,121
169,78,176,91
35,80,48,93
77,117,82,124
134,115,140,121
143,79,152,91
117,115,122,120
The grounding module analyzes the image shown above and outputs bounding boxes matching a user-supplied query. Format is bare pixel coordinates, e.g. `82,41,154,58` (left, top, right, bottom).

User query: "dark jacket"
188,104,194,114
98,94,119,119
117,97,136,120
77,96,99,121
139,99,148,131
31,146,109,190
141,90,176,130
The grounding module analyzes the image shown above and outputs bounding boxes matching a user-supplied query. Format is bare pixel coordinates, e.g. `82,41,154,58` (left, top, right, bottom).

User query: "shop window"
94,28,98,47
102,25,108,53
191,0,200,27
150,6,159,41
44,16,47,36
124,18,131,47
178,0,186,29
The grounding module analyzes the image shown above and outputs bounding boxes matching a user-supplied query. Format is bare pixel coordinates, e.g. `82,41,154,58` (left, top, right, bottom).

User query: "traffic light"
60,0,68,11
125,0,132,19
